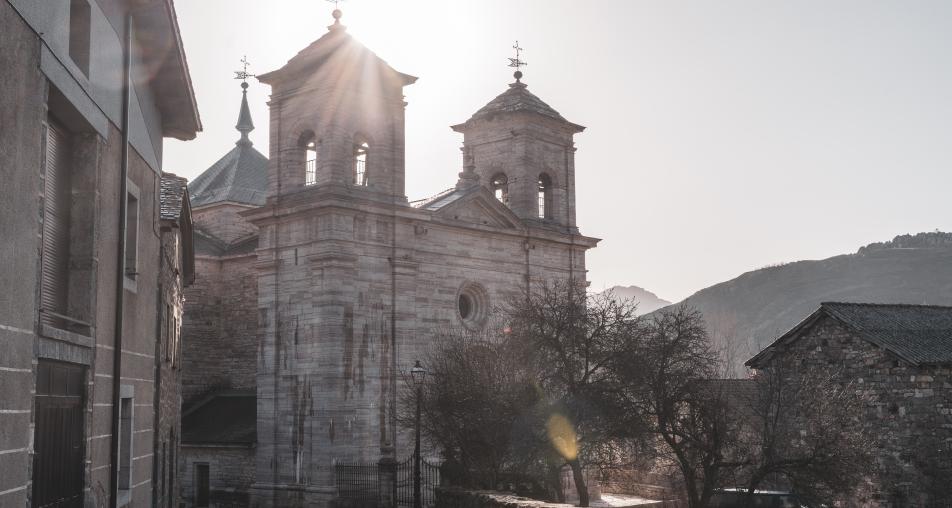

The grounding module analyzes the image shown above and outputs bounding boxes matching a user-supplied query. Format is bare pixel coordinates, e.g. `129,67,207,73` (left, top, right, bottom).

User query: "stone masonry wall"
767,315,952,506
156,226,186,507
193,203,258,245
180,445,256,508
182,252,258,406
250,196,590,507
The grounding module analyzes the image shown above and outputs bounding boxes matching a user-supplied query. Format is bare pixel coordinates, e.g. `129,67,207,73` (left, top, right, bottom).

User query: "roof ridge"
822,301,952,310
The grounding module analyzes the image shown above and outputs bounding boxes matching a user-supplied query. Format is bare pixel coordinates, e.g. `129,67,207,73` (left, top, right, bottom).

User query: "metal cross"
234,55,255,82
508,40,527,71
326,0,345,9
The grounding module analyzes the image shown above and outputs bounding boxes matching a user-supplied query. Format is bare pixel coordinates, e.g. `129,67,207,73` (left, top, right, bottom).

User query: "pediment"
428,187,522,230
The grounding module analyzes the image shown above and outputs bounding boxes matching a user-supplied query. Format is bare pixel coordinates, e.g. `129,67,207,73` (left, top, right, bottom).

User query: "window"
538,173,553,219
68,0,91,76
164,303,172,362
195,463,210,507
124,189,139,280
118,394,133,492
353,140,369,186
304,137,317,186
40,108,95,336
458,293,473,320
490,173,509,205
41,119,73,329
171,313,180,368
457,282,489,329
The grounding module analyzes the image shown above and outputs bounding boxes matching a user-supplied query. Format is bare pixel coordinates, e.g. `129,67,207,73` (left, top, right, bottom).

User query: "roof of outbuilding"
748,302,952,367
182,390,256,445
159,172,189,220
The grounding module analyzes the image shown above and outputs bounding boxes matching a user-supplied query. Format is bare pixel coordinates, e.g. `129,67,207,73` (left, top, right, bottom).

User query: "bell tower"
452,44,584,231
257,9,417,200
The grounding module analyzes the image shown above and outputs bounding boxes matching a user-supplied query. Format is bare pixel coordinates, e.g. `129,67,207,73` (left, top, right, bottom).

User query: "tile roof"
748,302,952,367
182,390,255,445
188,142,268,207
468,82,566,123
159,172,188,220
821,302,952,365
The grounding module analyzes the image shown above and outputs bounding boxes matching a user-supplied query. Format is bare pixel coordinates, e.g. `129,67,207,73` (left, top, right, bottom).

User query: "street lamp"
410,360,426,508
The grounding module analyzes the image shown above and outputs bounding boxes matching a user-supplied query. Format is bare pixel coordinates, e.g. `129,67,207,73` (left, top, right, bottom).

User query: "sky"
164,0,952,303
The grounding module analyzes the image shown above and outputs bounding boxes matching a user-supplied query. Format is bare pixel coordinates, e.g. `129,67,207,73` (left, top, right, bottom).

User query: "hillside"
669,232,952,374
602,285,672,315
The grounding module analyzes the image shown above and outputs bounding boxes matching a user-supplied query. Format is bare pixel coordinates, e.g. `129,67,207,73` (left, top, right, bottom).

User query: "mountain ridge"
623,232,952,375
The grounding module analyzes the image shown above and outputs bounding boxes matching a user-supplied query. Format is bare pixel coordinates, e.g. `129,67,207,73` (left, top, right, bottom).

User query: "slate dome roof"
188,84,268,208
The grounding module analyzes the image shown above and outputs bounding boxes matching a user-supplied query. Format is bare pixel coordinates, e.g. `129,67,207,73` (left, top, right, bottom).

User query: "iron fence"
334,460,381,505
334,454,440,508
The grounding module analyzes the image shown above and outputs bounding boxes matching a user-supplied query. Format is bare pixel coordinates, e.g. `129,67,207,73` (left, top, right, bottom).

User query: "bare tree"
506,281,643,507
737,364,874,505
399,321,548,492
610,305,743,508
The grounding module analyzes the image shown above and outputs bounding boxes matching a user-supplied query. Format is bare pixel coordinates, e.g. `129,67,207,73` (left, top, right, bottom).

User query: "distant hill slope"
668,232,952,374
602,285,672,315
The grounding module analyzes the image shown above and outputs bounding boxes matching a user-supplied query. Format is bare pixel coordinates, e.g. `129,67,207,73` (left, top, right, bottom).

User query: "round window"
456,282,489,329
458,294,473,320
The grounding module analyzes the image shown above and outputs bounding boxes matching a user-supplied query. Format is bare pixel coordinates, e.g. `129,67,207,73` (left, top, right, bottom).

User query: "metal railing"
334,454,440,507
305,159,317,186
354,159,367,186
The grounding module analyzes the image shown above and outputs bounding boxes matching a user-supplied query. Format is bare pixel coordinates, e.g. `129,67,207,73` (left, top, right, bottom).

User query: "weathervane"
508,40,527,83
234,55,255,85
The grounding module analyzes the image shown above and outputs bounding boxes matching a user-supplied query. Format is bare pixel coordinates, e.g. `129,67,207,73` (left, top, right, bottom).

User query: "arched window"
301,133,317,186
353,139,369,186
538,173,553,219
490,173,509,206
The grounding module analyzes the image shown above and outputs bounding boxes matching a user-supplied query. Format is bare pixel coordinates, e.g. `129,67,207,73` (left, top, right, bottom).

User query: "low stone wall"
435,488,668,508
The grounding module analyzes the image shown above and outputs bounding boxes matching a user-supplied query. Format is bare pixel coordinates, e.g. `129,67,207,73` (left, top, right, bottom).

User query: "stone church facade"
181,9,597,507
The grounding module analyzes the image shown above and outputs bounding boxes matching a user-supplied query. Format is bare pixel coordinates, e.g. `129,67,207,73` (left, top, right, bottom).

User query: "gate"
396,455,440,507
33,361,86,508
334,454,440,508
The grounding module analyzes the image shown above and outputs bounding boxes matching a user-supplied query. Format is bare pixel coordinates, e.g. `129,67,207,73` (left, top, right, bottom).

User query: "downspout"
109,10,133,508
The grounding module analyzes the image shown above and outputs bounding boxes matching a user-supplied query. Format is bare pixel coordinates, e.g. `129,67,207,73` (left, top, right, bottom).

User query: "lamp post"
410,360,426,508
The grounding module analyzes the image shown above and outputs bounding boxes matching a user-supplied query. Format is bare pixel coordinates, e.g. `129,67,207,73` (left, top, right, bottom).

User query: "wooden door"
32,361,86,508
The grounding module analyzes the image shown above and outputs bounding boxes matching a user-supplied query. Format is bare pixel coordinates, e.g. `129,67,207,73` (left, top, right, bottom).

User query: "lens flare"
546,414,578,461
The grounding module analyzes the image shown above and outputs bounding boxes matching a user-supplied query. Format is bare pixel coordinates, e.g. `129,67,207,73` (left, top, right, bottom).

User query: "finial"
508,40,527,83
326,0,345,25
234,56,255,145
455,148,480,190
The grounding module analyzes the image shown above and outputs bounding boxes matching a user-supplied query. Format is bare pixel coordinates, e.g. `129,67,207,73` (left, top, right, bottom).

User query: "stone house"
747,302,952,506
178,7,598,507
0,0,200,506
157,173,196,508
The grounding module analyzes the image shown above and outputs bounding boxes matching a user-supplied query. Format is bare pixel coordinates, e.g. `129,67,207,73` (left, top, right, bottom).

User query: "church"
179,7,598,507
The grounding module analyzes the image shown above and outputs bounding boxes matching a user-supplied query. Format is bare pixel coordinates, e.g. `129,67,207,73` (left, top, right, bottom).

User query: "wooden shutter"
41,120,71,327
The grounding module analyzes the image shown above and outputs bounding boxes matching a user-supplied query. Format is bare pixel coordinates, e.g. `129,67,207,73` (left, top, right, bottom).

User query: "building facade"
0,0,199,506
178,8,598,508
748,302,952,506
